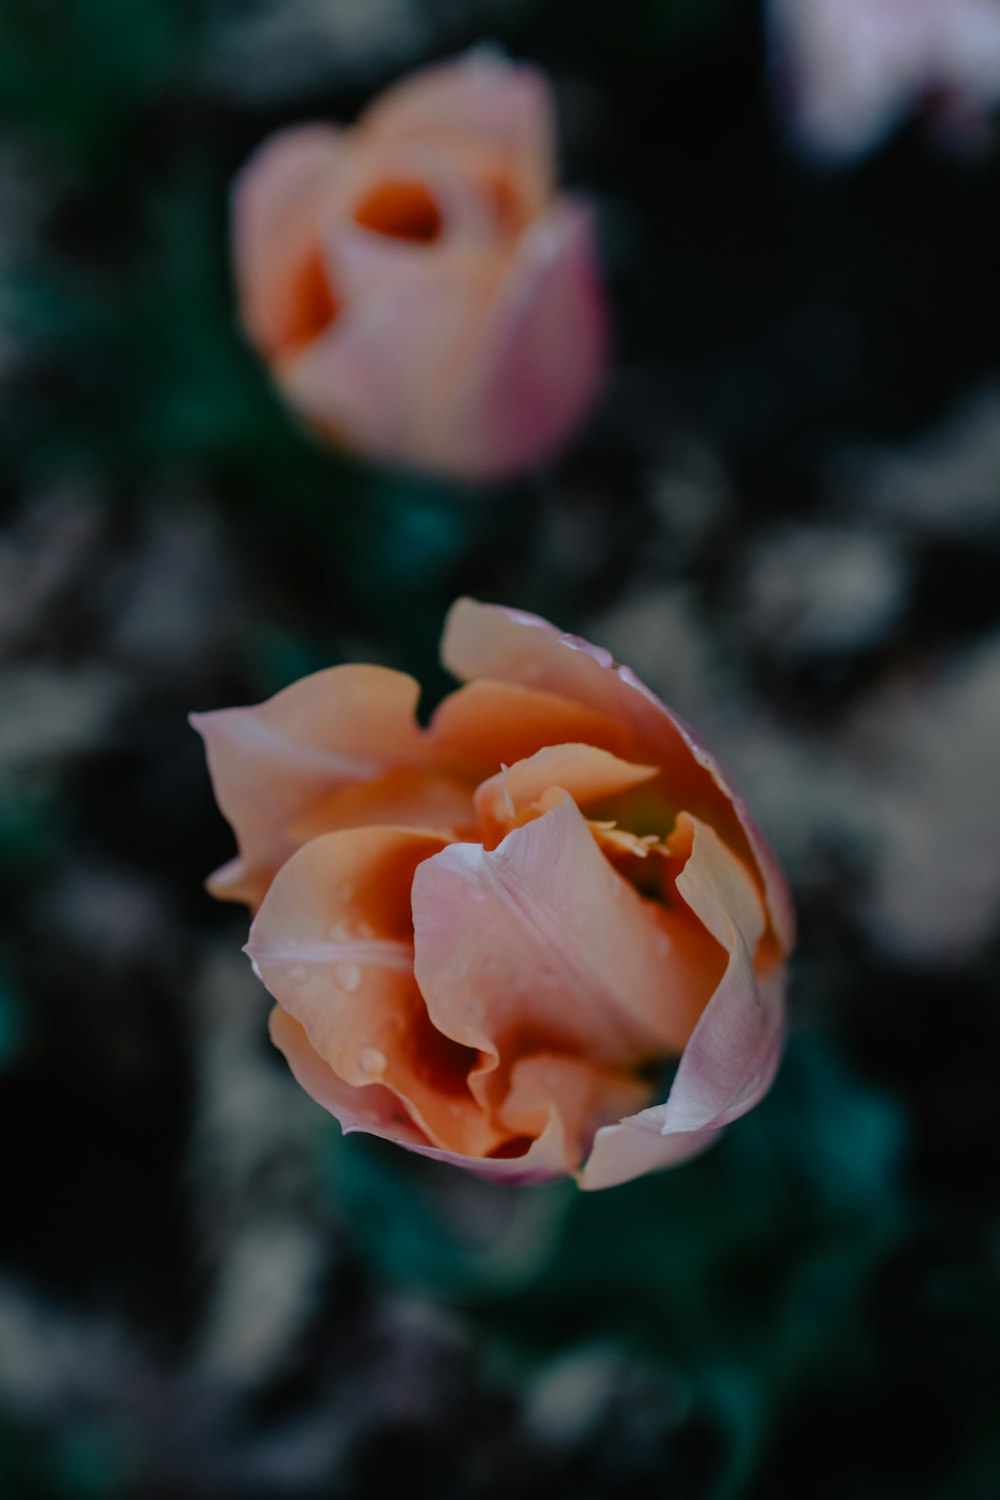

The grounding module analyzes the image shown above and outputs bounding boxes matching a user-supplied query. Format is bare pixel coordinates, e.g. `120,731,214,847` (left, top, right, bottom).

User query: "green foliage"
0,0,193,169
327,1030,906,1496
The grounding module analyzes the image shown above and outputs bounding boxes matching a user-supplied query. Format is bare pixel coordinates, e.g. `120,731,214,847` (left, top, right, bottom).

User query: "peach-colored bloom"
770,0,1000,157
192,601,794,1189
232,51,608,482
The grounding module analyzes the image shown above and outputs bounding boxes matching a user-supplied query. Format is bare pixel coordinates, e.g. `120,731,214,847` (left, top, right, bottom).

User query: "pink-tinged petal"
578,816,784,1191
441,599,795,954
577,1112,719,1192
412,795,708,1078
361,50,555,210
474,744,659,847
276,254,500,472
455,200,609,481
190,665,425,909
428,679,635,774
249,825,507,1157
577,946,783,1190
660,946,786,1135
232,124,345,358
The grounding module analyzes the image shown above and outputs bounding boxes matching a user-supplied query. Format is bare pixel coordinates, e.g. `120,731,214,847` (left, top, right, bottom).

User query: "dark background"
1,1,999,1497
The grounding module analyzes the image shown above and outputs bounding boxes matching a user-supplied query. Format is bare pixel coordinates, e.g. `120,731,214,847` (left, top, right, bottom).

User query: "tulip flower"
193,602,794,1189
232,51,608,481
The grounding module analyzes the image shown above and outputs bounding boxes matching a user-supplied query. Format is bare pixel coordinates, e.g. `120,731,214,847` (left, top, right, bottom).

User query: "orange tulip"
232,51,608,481
193,602,794,1189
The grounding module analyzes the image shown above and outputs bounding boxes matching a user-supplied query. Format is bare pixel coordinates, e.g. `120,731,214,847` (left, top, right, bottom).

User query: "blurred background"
1,1,999,1496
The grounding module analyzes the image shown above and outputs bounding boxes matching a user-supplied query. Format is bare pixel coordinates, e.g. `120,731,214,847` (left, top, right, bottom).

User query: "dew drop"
358,1047,386,1076
335,961,362,992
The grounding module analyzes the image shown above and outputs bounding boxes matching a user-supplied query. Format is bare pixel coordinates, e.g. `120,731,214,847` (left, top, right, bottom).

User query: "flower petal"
286,765,477,845
412,795,708,1083
277,253,501,472
578,815,784,1191
361,49,555,213
499,1053,652,1168
273,1009,577,1183
441,599,795,954
190,665,425,909
232,124,345,358
474,743,659,846
577,1113,720,1192
428,678,635,774
249,825,506,1156
455,200,608,481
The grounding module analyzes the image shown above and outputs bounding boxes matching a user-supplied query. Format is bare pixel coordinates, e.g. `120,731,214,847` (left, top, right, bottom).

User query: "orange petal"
669,812,766,960
274,1004,579,1182
287,765,477,845
474,743,659,847
232,124,345,359
498,1053,652,1171
249,825,506,1157
190,664,425,910
271,1009,432,1147
428,678,635,776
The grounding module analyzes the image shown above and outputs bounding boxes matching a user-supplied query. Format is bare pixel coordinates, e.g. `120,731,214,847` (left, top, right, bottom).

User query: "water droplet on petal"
358,1047,386,1076
335,961,362,993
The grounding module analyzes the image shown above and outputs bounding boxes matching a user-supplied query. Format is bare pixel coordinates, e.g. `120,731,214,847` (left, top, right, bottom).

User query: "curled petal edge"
271,1007,576,1184
579,939,786,1191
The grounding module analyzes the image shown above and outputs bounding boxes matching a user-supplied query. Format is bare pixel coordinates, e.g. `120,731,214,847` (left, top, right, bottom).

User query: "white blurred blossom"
770,0,1000,158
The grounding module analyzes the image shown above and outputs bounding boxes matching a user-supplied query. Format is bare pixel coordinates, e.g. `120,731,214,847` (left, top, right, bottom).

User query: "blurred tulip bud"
232,50,608,481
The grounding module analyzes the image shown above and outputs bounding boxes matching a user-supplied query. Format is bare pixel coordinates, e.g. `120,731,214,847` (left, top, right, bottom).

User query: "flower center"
353,180,443,243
